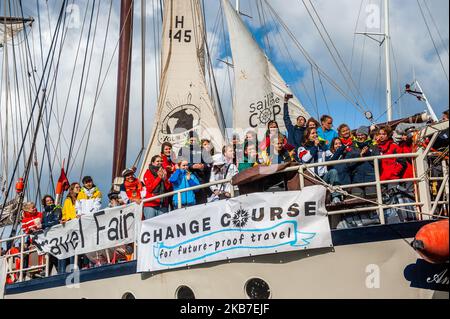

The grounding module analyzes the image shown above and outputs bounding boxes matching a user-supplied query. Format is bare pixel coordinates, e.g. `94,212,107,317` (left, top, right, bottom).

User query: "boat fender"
15,177,24,194
411,220,449,264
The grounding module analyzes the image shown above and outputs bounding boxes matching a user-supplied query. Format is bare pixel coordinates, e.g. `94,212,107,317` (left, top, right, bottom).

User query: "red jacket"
143,168,171,208
378,139,405,181
397,141,414,179
21,210,43,234
161,154,177,180
120,178,144,203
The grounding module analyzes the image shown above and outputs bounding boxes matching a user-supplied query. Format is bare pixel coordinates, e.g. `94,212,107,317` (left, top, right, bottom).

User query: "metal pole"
384,0,393,122
19,236,24,282
443,161,449,201
374,159,386,225
45,254,50,277
429,175,449,217
416,132,439,220
236,0,240,13
415,80,439,122
177,192,182,209
299,167,305,190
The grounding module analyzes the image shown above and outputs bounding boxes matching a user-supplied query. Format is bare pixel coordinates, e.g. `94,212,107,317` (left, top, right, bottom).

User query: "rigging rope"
79,0,114,180
422,0,449,58
301,0,370,114
66,0,97,174
16,0,74,201
263,0,371,122
2,0,68,241
310,64,320,118
318,70,330,116
202,0,227,133
51,1,91,173
349,0,365,73
261,3,315,115
417,0,449,82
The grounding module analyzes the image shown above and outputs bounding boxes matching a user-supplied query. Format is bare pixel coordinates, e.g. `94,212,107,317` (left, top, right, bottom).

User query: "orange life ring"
5,247,21,284
412,220,449,264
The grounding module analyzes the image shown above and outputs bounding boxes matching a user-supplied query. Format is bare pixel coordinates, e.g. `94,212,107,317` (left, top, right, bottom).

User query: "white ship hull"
4,221,448,299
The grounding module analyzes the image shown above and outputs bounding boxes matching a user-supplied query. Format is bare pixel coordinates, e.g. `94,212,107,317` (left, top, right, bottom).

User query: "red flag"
55,168,70,195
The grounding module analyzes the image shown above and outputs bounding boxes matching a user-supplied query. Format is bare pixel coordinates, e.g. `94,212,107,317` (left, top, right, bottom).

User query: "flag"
55,168,70,195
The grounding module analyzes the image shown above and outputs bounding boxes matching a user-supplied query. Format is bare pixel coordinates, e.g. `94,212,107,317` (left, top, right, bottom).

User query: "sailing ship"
0,0,448,299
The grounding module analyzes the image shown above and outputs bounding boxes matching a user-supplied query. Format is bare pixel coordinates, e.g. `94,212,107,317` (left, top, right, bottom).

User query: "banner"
138,186,332,272
33,204,142,260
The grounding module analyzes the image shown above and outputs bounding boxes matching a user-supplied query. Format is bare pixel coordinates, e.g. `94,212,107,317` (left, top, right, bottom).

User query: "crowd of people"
17,99,450,231
4,95,448,279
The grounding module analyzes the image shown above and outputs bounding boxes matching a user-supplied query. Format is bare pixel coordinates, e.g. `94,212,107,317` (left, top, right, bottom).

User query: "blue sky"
0,0,448,217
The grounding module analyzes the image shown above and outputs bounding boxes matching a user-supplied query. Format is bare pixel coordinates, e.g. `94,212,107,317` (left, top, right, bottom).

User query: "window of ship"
122,292,136,299
245,278,271,299
176,285,196,299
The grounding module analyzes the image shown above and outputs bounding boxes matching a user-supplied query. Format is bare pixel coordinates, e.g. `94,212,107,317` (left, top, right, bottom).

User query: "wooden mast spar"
112,0,134,181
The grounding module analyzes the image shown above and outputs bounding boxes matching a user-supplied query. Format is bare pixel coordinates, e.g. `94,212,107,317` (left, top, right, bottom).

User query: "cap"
356,126,369,136
121,168,135,177
212,154,226,166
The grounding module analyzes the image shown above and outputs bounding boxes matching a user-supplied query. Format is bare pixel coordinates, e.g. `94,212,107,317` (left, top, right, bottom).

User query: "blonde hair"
22,202,35,212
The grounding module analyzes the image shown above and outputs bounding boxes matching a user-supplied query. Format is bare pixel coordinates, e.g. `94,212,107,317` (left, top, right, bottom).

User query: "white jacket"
76,187,102,216
209,163,239,194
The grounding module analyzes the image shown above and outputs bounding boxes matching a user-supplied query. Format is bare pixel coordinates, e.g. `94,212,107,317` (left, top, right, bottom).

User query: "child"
169,160,200,208
77,176,102,215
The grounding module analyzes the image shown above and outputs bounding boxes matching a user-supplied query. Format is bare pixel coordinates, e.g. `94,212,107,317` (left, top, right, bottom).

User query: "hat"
121,168,135,177
356,126,369,136
108,190,120,201
212,154,226,166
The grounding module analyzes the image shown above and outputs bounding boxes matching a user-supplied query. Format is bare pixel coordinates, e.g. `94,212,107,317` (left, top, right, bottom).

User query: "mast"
384,0,393,122
236,0,240,13
112,0,134,180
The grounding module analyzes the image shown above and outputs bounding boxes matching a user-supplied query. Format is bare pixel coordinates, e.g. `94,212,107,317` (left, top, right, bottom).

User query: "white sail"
140,0,224,177
0,21,27,47
222,0,309,136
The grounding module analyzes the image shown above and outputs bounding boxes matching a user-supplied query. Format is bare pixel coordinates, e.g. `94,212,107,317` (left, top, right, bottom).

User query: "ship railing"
0,177,238,284
289,153,448,224
1,152,447,283
0,233,49,283
139,152,448,225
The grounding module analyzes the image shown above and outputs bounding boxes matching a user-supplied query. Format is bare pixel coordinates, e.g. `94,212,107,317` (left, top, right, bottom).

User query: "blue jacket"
348,140,379,184
326,145,352,185
42,205,62,229
283,103,305,154
317,127,338,150
169,169,200,207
